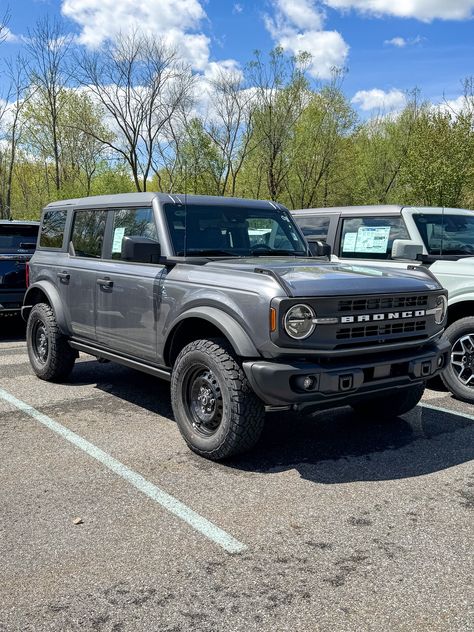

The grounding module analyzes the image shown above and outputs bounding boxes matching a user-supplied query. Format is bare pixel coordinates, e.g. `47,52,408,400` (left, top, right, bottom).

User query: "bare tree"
0,55,34,218
246,47,309,200
201,68,255,196
0,7,11,45
25,17,73,192
73,31,195,192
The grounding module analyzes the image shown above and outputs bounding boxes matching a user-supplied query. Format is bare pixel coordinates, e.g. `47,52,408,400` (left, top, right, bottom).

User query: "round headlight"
284,304,316,339
434,295,447,324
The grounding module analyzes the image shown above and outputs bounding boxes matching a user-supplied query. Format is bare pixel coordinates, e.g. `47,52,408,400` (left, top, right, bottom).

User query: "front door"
95,206,162,362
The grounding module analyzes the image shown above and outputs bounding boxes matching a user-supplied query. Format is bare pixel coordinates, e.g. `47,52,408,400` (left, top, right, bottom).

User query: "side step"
68,340,172,382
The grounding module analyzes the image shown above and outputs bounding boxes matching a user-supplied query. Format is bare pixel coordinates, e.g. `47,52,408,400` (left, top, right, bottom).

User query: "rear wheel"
171,338,264,460
351,384,425,418
26,303,76,382
441,317,474,403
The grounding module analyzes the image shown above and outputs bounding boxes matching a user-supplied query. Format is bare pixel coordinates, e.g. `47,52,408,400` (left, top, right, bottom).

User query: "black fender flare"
167,307,259,359
22,281,70,335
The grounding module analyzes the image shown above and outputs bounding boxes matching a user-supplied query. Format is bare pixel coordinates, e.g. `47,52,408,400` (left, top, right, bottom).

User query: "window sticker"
112,227,126,253
354,226,390,253
342,232,357,251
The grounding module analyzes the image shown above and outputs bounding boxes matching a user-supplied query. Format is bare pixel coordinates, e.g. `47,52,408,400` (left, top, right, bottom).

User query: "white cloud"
385,36,406,47
61,0,211,70
436,94,474,116
384,35,424,47
351,88,407,111
274,0,325,30
2,27,20,43
265,0,348,79
233,3,243,14
323,0,474,21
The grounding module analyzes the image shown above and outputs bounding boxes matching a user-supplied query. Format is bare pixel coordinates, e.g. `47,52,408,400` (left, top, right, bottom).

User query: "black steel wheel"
184,365,224,437
441,317,474,403
26,303,76,382
171,338,264,460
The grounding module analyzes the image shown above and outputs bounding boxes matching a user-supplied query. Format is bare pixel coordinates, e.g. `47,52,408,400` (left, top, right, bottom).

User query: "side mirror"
391,239,423,260
308,239,331,258
121,236,161,263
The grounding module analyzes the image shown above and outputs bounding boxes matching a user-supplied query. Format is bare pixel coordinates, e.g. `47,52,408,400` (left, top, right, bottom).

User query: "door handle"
57,271,70,281
97,277,113,289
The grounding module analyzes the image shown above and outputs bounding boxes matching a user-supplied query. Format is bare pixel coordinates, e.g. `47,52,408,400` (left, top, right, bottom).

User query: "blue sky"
2,0,474,113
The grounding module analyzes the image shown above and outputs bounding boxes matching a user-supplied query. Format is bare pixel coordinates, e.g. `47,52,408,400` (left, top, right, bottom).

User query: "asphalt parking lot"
1,317,473,632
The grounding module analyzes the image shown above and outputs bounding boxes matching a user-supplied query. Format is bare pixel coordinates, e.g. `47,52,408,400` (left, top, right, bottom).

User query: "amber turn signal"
270,307,277,332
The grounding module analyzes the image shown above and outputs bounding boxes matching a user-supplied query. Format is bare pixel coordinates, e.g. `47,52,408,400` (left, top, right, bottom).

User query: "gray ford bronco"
23,193,450,460
292,205,474,402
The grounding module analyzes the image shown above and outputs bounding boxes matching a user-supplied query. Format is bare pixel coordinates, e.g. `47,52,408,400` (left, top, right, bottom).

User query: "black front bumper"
243,338,451,410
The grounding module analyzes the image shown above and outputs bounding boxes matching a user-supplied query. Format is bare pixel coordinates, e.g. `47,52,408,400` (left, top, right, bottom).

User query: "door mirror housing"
391,239,423,260
307,239,331,258
121,236,161,263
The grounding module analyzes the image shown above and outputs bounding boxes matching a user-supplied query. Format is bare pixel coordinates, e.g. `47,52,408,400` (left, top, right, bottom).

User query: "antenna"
183,157,187,257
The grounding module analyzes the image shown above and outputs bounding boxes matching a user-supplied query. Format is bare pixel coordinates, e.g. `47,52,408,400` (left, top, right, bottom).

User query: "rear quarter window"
39,210,67,249
293,215,330,242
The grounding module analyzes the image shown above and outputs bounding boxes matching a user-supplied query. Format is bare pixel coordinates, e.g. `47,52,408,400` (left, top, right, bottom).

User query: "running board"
69,340,171,382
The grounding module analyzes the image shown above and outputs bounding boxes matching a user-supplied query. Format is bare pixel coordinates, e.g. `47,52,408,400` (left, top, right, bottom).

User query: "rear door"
66,208,108,341
95,206,163,362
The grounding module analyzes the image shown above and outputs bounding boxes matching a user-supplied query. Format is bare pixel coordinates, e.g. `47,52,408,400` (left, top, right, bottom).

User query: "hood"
206,258,442,297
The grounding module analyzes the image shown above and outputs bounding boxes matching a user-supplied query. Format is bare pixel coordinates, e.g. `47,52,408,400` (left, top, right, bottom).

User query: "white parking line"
419,401,474,421
0,387,246,554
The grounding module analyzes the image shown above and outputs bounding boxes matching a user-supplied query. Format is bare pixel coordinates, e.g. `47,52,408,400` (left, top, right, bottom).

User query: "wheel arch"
164,307,259,367
447,300,474,327
22,281,70,335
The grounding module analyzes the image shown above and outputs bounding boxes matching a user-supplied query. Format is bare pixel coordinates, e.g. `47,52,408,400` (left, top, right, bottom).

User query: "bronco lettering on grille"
340,310,426,323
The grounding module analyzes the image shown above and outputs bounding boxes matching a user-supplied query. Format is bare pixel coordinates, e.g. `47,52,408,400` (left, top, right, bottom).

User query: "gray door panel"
95,261,164,361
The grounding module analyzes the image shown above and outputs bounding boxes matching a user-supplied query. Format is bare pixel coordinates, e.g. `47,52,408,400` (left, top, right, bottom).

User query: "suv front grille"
336,320,426,340
338,295,428,312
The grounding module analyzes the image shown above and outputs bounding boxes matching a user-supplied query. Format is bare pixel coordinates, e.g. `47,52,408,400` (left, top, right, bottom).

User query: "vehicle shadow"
0,317,26,342
70,359,474,484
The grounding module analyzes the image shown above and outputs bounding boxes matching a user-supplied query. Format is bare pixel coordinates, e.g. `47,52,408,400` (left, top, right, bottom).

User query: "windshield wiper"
249,247,307,257
176,249,236,257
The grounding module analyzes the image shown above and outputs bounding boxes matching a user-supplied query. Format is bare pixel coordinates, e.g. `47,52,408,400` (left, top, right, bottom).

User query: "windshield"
164,204,307,257
0,224,38,252
413,213,474,255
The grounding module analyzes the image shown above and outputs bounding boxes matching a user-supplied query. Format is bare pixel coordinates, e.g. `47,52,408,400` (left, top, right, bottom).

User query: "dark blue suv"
0,220,39,317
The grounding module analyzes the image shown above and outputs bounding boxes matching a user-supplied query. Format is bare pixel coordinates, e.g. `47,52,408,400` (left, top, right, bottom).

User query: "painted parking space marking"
0,387,246,554
419,401,474,422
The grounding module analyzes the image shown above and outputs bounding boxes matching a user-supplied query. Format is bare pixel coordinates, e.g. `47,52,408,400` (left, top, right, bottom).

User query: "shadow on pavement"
0,316,26,342
67,359,474,484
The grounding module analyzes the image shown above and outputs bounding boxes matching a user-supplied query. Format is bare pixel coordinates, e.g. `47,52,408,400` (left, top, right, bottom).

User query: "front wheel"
26,303,76,382
171,339,264,460
441,317,474,403
351,384,425,418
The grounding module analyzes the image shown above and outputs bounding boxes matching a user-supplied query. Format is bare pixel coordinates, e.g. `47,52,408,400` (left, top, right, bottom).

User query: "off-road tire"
171,338,264,460
26,303,76,382
441,317,474,403
351,384,425,418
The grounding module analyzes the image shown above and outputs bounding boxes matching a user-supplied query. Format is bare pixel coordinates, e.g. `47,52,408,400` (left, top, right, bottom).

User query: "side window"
294,215,330,242
339,216,409,260
70,210,107,258
110,207,158,260
39,210,67,248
